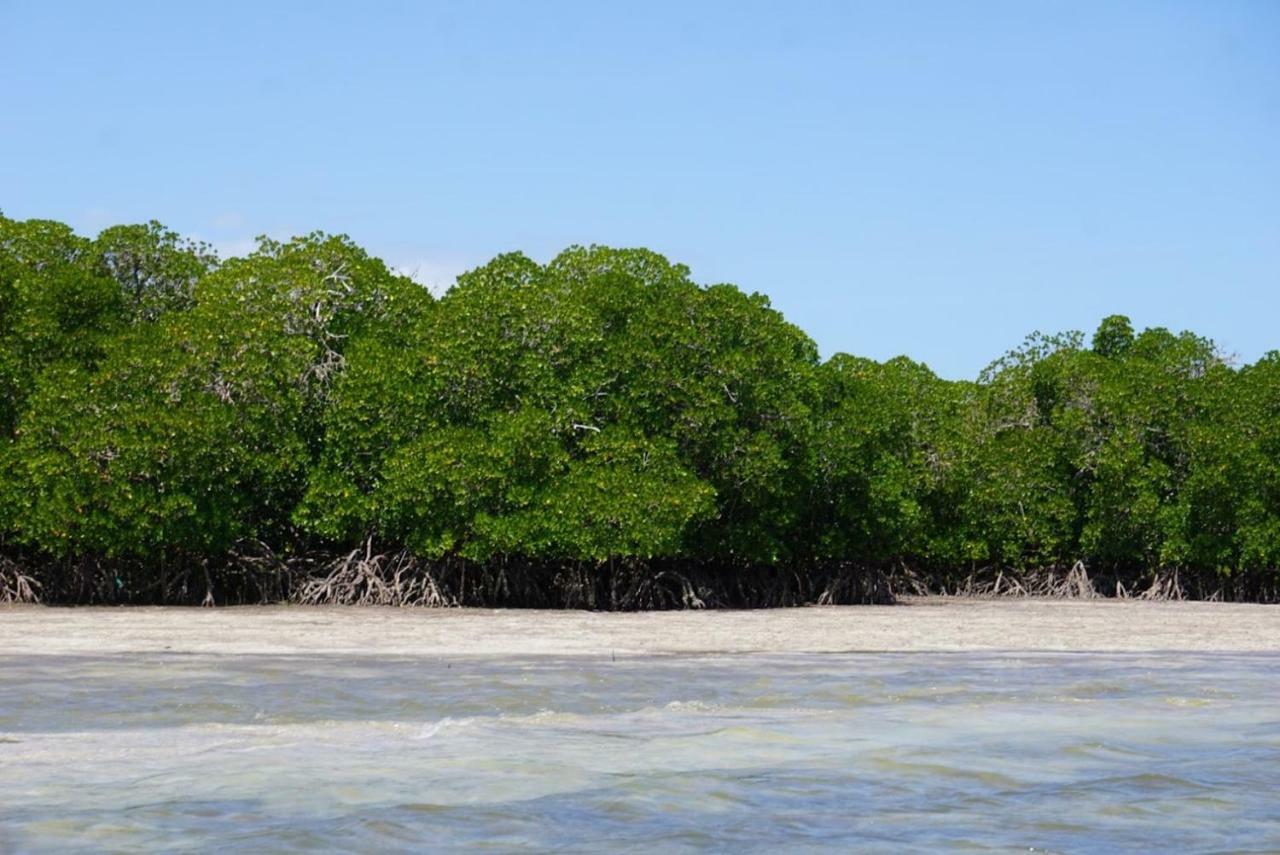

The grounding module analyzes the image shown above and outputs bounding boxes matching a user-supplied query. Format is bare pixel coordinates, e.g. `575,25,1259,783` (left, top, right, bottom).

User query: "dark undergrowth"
2,546,1274,608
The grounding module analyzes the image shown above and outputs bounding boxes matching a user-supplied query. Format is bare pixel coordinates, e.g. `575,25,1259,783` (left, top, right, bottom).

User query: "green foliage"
953,319,1257,576
0,216,124,434
0,213,1275,602
807,355,959,562
300,245,810,563
93,221,218,321
2,227,428,559
1092,314,1134,358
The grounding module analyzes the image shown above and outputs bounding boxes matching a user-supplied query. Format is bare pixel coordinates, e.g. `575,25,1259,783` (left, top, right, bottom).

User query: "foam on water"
1,652,1278,852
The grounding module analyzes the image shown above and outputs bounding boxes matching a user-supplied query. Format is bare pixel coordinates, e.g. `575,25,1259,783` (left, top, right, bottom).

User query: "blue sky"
2,0,1277,378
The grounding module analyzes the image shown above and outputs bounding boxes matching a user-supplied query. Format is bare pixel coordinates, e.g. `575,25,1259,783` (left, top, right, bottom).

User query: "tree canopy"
0,213,1275,605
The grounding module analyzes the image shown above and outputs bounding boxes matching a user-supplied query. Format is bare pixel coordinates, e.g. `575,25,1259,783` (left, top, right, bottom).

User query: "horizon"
2,0,1277,379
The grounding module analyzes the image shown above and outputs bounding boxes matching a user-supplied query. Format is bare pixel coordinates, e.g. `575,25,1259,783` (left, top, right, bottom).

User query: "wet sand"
1,598,1276,656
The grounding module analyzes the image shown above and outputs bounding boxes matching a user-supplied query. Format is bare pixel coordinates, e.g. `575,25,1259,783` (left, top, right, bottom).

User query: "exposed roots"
1063,561,1099,599
892,562,1102,599
1135,568,1185,601
890,561,1279,603
2,547,1275,607
294,540,456,607
0,557,42,604
289,552,894,610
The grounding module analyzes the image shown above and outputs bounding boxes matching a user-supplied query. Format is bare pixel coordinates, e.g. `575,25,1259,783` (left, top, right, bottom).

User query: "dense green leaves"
0,217,123,434
0,215,1275,601
300,245,808,563
94,221,218,321
1,225,426,559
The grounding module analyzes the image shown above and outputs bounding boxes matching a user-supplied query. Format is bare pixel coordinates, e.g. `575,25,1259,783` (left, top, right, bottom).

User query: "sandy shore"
0,598,1276,656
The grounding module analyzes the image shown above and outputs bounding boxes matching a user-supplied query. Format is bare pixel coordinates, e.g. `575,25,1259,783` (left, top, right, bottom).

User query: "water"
1,652,1277,853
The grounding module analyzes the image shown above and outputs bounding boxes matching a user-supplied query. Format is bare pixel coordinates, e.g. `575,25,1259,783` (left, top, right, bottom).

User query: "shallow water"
1,652,1278,853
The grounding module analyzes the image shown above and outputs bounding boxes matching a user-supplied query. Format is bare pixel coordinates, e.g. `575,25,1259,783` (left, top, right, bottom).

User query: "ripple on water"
0,652,1277,852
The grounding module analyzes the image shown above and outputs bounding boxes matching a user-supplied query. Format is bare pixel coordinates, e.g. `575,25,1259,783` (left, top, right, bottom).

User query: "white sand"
1,598,1276,656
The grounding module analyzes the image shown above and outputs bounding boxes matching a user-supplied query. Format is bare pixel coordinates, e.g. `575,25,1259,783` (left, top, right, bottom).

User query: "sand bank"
1,598,1276,656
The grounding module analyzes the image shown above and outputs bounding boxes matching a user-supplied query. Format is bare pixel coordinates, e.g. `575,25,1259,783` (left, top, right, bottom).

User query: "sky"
1,0,1277,378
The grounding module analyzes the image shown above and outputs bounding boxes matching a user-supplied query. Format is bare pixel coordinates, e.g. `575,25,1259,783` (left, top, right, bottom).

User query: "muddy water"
1,653,1277,852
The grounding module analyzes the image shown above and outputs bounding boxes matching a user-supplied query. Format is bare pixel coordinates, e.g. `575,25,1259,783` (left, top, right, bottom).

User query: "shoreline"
1,597,1276,657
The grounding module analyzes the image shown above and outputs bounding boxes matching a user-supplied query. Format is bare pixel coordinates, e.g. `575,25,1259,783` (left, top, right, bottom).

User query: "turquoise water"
1,652,1278,852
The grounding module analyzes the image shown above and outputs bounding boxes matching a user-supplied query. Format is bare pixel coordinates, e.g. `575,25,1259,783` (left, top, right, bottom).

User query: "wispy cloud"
199,213,296,261
194,230,479,296
391,255,475,297
209,236,261,260
210,212,246,231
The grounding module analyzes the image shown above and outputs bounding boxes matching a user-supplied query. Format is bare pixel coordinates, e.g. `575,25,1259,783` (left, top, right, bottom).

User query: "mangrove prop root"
0,548,1275,606
884,561,1273,603
0,557,42,604
288,556,894,610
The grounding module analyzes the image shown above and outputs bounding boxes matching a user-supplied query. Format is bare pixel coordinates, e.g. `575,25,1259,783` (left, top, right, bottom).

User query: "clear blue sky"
2,0,1277,378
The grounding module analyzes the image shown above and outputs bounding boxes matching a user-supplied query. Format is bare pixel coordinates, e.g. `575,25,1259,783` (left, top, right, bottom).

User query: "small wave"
413,716,479,741
868,756,1022,788
1061,741,1153,760
663,700,717,713
1067,772,1210,796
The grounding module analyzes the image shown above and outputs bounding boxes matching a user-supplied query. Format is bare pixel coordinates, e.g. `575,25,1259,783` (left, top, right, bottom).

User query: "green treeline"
1,214,1277,605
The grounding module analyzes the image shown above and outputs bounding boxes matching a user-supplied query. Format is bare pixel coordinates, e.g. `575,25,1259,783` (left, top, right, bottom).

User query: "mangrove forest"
0,213,1276,606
